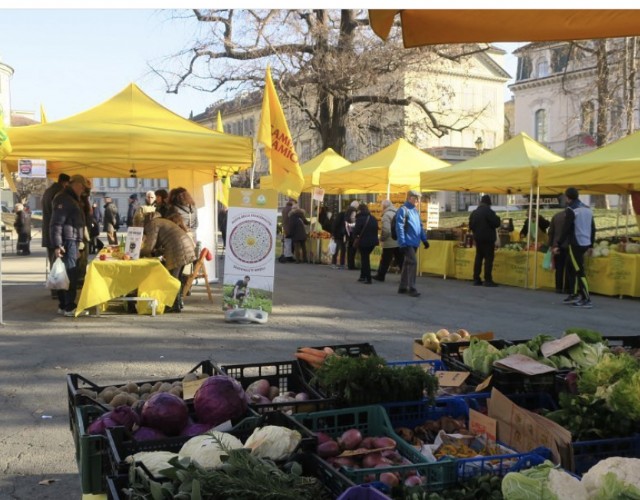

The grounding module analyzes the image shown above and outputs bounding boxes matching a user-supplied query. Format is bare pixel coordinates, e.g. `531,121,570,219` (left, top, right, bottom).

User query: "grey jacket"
140,217,196,272
380,206,399,249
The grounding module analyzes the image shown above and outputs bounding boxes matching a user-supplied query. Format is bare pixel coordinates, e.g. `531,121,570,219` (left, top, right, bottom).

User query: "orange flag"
257,66,304,199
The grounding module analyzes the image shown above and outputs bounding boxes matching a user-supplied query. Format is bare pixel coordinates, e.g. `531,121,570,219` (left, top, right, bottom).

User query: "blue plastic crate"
382,396,469,430
387,359,445,374
457,391,558,414
457,448,551,480
573,434,640,475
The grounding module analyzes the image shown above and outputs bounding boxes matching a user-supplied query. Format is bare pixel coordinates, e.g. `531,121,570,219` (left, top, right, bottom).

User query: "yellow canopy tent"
1,83,254,179
420,133,564,195
260,148,351,194
537,130,640,195
369,10,640,48
319,138,449,195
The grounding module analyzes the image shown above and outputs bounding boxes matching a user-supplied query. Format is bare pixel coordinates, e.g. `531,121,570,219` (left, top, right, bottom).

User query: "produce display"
421,329,470,354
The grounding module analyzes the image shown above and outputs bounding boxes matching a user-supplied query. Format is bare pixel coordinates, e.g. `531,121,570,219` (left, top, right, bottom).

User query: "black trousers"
473,241,496,282
553,249,574,294
376,247,404,280
568,245,590,301
359,245,375,281
347,239,357,269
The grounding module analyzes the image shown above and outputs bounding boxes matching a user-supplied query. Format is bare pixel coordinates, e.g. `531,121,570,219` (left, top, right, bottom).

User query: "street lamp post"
474,136,484,155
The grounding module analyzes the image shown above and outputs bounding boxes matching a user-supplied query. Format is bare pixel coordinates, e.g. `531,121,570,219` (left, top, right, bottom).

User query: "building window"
536,58,549,78
516,56,532,80
552,46,570,73
126,178,137,188
581,101,596,137
108,178,120,188
534,109,548,142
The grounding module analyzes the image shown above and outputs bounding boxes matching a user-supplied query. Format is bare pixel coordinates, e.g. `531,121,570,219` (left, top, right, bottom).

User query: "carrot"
295,352,324,368
323,346,335,356
298,347,328,359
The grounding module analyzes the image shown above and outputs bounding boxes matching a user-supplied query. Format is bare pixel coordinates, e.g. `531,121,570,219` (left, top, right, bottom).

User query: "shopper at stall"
554,187,596,309
13,203,32,255
352,203,379,284
520,209,550,244
50,174,91,317
469,194,501,287
167,187,198,242
318,204,332,232
373,199,403,282
345,200,359,270
126,194,139,227
154,189,169,218
288,203,310,263
41,173,70,276
103,197,120,245
548,209,573,295
280,199,296,263
133,190,157,227
396,190,429,297
218,205,228,250
140,212,196,313
330,206,347,269
92,201,103,224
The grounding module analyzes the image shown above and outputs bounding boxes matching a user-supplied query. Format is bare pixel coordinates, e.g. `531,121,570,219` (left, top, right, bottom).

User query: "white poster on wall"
426,202,440,230
222,188,278,316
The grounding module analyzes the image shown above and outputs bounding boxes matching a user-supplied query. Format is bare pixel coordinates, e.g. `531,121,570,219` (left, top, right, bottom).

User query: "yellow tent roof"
420,132,564,194
2,83,254,178
369,10,640,48
260,148,351,195
319,138,449,194
537,131,640,195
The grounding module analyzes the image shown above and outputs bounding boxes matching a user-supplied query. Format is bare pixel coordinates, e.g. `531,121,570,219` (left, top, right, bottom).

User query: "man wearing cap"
396,190,429,297
50,174,91,317
469,194,501,287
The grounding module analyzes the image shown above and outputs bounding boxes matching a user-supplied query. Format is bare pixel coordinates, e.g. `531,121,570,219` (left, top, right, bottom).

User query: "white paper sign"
18,159,47,178
426,202,440,229
312,187,325,202
125,227,144,260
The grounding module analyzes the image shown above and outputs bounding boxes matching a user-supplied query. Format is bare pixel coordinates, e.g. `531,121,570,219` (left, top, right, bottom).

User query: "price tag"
436,371,470,387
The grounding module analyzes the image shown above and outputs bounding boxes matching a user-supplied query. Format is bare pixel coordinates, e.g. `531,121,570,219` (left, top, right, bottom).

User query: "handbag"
328,239,337,255
542,248,553,271
46,257,70,290
353,216,370,250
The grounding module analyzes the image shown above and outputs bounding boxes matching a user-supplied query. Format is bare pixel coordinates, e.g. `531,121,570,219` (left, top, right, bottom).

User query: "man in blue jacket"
396,190,429,297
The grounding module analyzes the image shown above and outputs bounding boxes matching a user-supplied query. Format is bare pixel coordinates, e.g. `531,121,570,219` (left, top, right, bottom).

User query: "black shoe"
408,289,421,297
484,281,499,287
286,257,296,262
398,288,408,294
372,276,384,282
473,280,483,286
563,294,580,304
357,277,366,282
363,280,372,284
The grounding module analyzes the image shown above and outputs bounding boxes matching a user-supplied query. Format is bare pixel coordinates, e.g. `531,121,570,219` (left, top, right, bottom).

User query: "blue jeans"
57,240,80,312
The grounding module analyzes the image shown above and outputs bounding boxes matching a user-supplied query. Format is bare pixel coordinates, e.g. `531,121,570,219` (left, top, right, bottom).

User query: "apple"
99,254,107,261
122,254,132,261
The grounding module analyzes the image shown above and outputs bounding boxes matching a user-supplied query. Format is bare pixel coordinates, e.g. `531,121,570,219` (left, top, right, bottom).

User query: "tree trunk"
591,40,610,209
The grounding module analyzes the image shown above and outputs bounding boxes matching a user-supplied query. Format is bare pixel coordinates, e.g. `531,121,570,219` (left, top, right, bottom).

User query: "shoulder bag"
353,216,370,249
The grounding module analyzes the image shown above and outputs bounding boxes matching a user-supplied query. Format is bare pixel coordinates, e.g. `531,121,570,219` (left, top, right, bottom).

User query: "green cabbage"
606,371,640,421
462,338,501,376
578,353,639,394
566,342,608,369
501,461,557,499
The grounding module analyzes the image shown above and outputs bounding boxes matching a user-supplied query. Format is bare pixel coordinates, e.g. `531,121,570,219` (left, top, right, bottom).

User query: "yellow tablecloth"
76,258,181,315
418,240,458,278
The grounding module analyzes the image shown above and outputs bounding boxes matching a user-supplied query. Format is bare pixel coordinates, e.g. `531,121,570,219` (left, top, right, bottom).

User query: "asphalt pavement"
0,236,638,499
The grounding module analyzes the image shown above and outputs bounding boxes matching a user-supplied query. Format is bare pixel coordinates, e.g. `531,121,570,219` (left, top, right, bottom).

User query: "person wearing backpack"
372,199,404,282
396,190,429,297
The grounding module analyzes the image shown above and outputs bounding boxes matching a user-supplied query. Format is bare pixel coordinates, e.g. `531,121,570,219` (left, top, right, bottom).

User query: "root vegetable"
379,472,400,488
338,429,363,450
315,431,333,445
372,436,396,449
317,440,340,458
245,379,271,398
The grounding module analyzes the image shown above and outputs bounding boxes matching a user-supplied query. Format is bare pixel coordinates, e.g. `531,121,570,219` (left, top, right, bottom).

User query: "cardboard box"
413,331,494,361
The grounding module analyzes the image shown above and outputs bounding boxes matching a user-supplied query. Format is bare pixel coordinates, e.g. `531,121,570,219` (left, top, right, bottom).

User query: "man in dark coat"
103,197,120,245
50,175,91,316
126,194,139,227
41,173,70,264
469,194,501,287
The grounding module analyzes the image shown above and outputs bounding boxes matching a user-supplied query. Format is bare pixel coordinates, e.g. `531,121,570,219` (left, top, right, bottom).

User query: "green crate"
294,405,457,492
73,405,109,494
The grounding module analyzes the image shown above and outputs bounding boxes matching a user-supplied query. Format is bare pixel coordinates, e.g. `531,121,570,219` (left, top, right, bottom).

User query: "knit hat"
480,194,492,205
565,187,579,200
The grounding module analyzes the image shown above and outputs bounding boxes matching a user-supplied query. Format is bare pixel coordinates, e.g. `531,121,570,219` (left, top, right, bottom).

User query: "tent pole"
524,186,533,289
615,194,621,238
626,194,632,236
212,171,220,282
533,186,541,290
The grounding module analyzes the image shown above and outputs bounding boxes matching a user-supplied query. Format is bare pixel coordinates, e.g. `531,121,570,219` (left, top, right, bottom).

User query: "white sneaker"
64,309,88,317
57,308,65,315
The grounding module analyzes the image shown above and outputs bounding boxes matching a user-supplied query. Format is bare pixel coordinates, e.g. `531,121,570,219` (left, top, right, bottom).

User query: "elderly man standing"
396,190,429,297
373,199,404,282
50,175,91,317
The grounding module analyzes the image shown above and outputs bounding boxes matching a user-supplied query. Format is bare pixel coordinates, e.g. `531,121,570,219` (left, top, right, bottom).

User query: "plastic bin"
337,484,389,500
459,391,558,414
107,411,317,477
106,450,354,500
387,359,445,374
573,434,640,475
73,405,110,494
382,396,469,430
219,359,332,413
294,405,457,492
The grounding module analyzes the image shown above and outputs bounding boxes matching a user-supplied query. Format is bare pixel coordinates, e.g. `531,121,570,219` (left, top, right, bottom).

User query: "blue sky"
0,9,522,122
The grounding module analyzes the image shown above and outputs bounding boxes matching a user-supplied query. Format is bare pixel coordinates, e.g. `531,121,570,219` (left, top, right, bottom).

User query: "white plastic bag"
46,257,70,290
328,239,337,256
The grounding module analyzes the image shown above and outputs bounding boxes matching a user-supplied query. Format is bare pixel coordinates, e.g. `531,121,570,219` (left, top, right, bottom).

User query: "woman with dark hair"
288,204,310,263
14,203,32,255
352,203,379,284
154,189,169,218
166,187,198,241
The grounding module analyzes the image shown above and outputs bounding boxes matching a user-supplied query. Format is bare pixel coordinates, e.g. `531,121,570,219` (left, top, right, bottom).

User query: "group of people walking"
40,173,199,316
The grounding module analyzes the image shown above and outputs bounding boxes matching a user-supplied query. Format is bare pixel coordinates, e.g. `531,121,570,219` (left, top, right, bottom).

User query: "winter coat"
396,201,427,248
140,217,196,272
469,203,501,244
281,203,294,237
331,211,347,240
50,188,86,247
103,202,120,233
344,206,357,240
288,208,309,242
14,210,32,237
353,209,379,248
166,203,198,238
380,206,399,249
126,201,138,227
41,181,65,248
548,211,568,248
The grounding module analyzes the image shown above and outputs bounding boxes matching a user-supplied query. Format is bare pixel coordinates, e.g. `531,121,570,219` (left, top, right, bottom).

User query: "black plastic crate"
107,411,317,477
603,335,640,348
573,434,640,475
67,360,222,432
106,452,354,500
219,359,333,414
73,404,110,494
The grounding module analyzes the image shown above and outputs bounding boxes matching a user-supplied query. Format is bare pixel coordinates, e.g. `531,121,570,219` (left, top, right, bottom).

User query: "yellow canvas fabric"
2,83,253,178
319,138,449,194
369,10,640,48
537,131,640,194
420,133,563,195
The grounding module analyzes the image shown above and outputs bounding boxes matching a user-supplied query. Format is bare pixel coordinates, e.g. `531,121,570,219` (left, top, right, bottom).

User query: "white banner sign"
18,159,47,178
426,202,440,230
125,227,144,260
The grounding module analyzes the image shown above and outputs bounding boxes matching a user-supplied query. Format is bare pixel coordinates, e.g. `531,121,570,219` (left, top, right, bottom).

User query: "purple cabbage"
193,375,248,427
141,392,189,436
179,422,214,437
133,426,167,441
87,405,140,435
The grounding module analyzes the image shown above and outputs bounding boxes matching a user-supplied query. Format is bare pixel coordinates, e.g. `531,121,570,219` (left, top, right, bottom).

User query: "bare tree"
153,9,488,157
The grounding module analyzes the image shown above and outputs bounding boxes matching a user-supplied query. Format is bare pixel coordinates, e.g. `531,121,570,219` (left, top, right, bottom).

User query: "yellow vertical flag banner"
257,66,304,200
0,109,12,158
216,111,230,207
40,104,48,124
